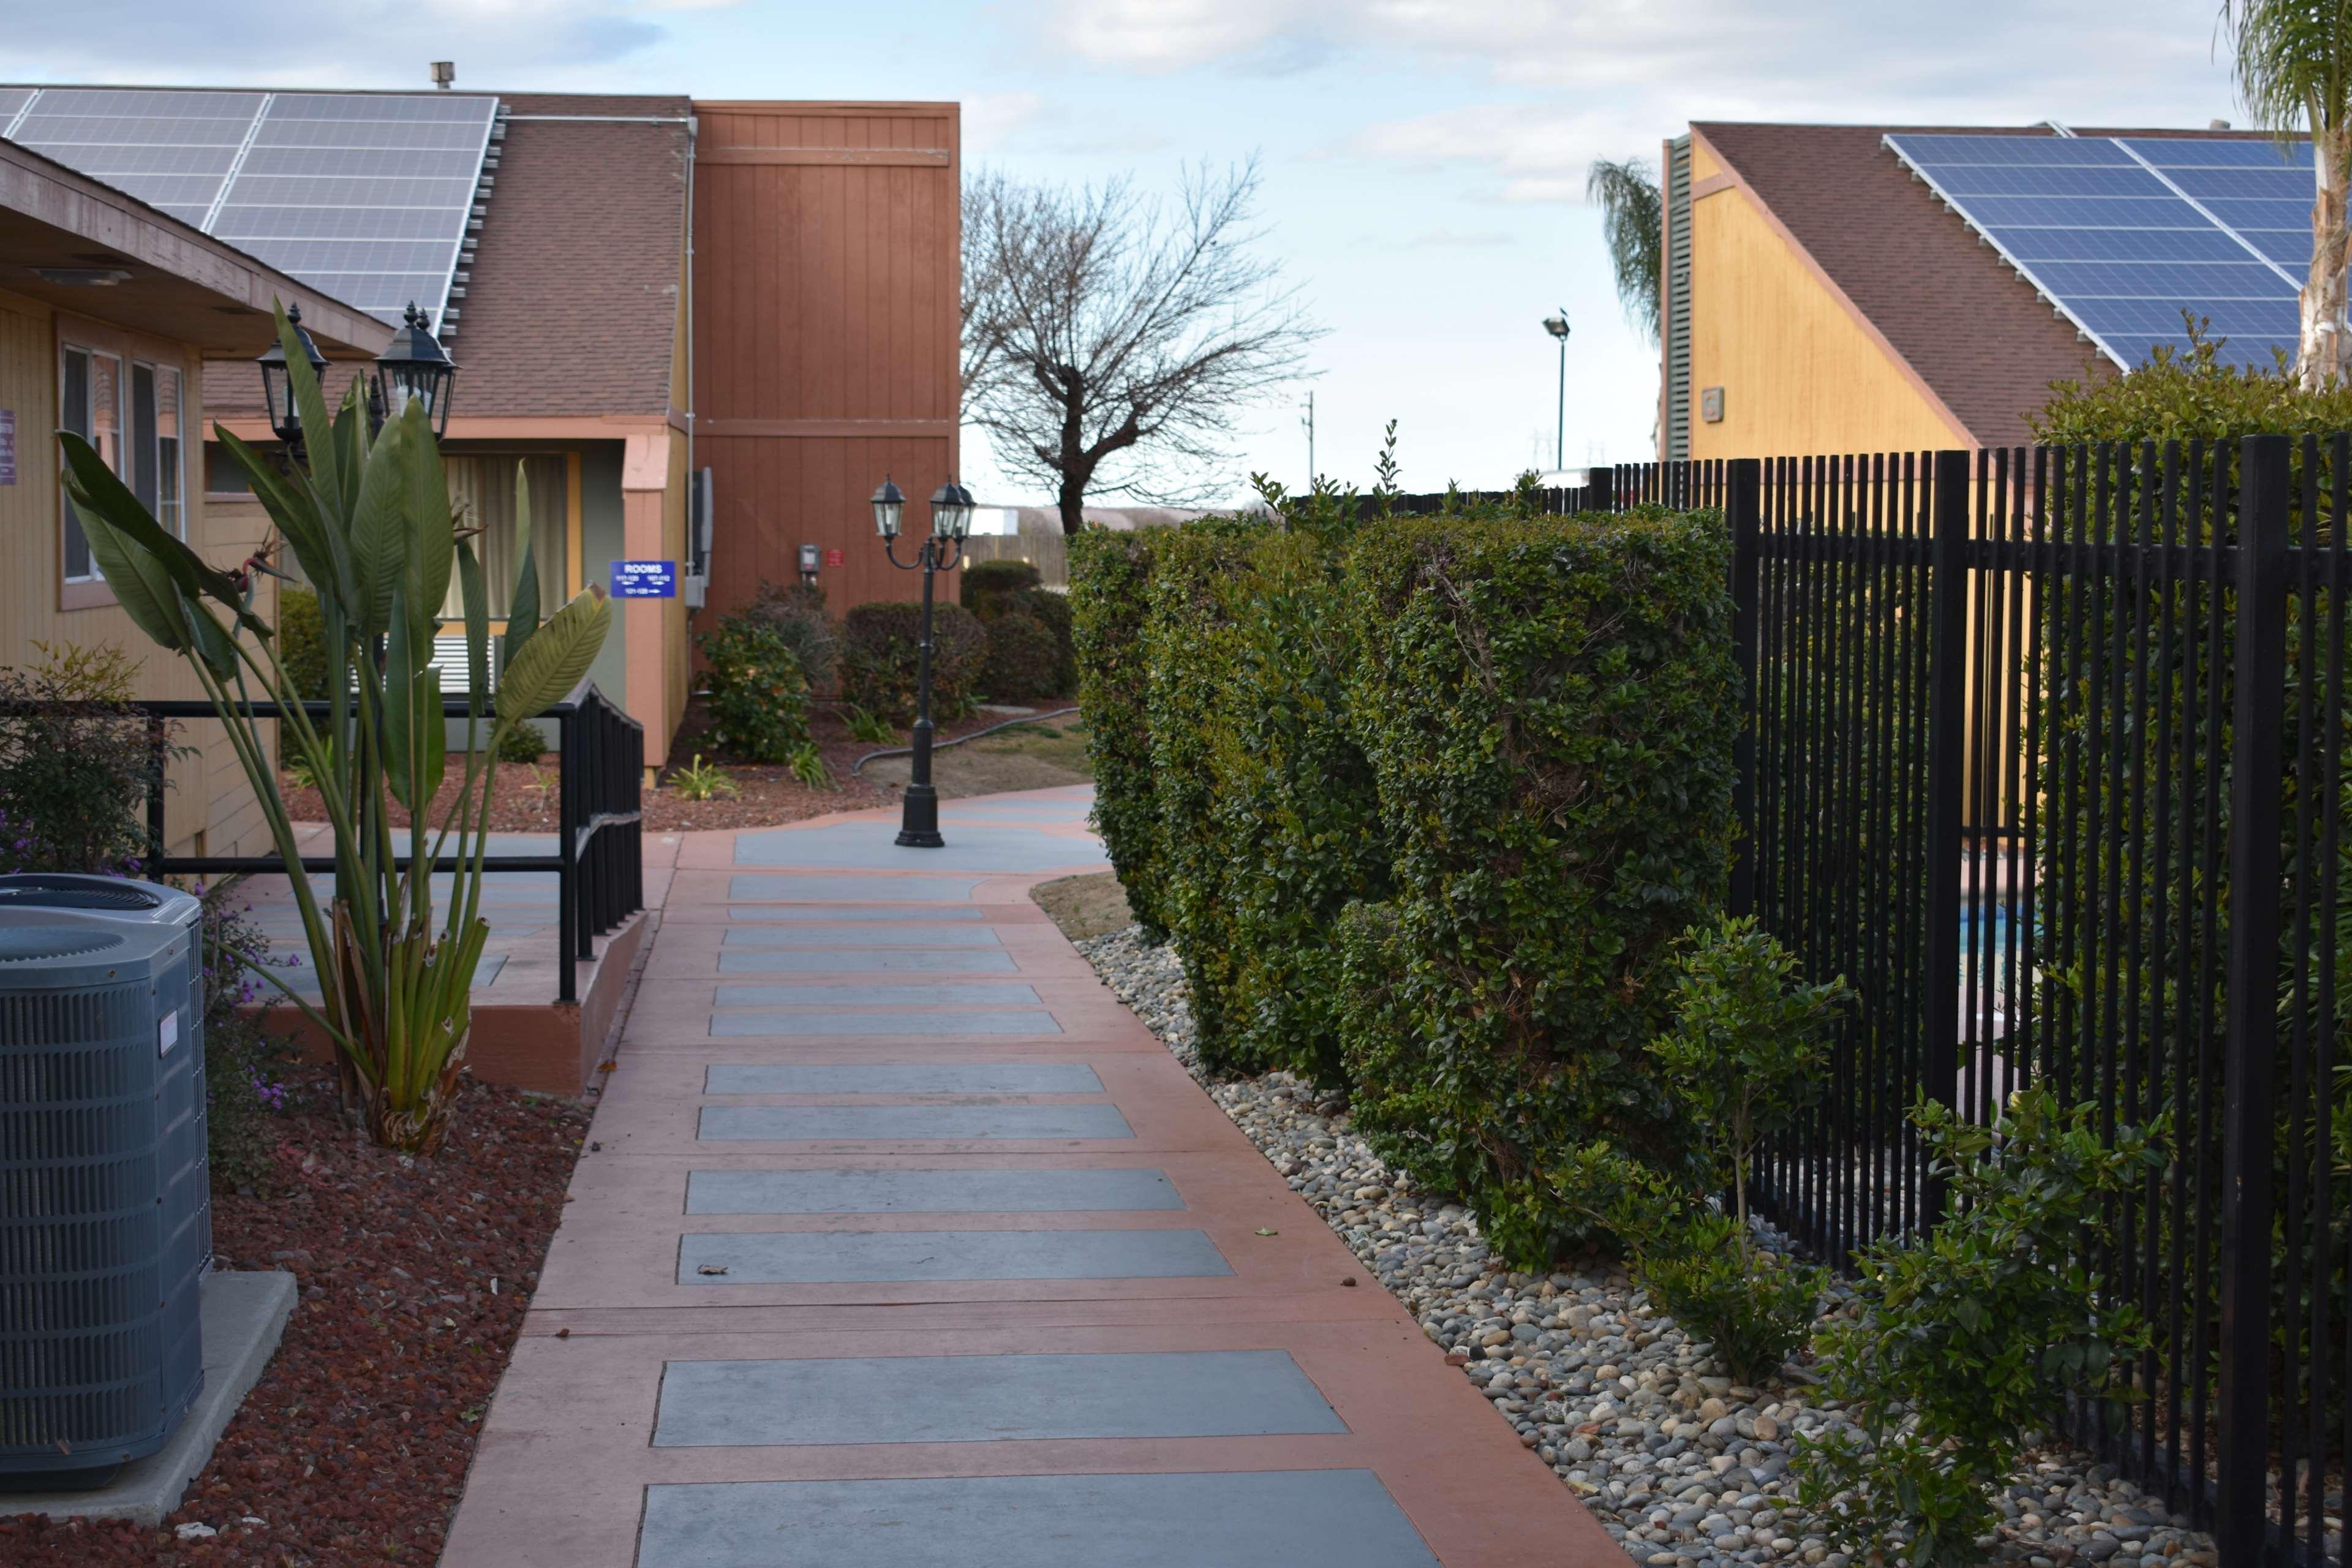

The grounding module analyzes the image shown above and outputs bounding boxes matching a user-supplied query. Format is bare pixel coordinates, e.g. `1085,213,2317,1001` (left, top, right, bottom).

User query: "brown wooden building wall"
690,101,960,620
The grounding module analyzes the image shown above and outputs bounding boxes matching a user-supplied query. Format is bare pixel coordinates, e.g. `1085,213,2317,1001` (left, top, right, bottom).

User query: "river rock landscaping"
1072,924,2225,1568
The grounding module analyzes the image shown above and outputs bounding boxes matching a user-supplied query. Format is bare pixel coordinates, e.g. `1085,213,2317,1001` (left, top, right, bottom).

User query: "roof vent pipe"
431,61,454,90
2211,118,2233,130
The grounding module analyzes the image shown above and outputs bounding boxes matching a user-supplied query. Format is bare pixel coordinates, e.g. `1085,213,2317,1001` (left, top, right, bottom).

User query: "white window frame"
58,342,124,584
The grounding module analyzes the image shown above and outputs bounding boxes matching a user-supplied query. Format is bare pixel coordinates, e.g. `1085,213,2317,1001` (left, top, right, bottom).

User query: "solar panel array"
1884,133,2313,372
1,88,497,333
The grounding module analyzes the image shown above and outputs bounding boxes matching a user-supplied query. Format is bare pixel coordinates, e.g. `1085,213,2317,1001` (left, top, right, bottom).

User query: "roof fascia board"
1689,126,1978,449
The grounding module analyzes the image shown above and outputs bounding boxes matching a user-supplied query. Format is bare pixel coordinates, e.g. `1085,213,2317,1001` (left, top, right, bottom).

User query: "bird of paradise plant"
58,304,609,1152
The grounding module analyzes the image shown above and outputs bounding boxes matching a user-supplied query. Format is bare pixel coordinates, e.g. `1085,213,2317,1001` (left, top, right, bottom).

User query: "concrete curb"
7,1270,296,1528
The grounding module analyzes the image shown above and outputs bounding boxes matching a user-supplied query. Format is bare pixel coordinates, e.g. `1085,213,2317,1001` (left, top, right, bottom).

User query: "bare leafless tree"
962,158,1322,533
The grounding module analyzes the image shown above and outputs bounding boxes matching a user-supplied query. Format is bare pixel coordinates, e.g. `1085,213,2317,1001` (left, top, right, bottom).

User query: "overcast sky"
1,0,2259,505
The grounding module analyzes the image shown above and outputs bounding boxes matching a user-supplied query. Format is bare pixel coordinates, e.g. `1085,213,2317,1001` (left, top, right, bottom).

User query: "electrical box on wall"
1700,386,1725,424
682,467,714,609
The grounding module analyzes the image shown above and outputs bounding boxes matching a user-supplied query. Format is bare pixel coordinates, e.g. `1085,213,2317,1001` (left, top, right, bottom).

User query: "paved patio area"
438,784,1615,1566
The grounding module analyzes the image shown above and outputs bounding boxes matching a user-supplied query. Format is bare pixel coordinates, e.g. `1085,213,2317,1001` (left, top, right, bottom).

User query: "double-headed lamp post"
258,300,458,461
873,476,974,847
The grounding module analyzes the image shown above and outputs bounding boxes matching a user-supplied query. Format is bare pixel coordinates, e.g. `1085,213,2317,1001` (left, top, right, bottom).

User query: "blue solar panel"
0,86,495,331
2121,137,2311,170
1885,132,2311,371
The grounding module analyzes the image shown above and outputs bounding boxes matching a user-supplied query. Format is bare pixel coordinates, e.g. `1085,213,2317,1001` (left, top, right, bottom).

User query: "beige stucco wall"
0,283,277,860
1686,167,1968,461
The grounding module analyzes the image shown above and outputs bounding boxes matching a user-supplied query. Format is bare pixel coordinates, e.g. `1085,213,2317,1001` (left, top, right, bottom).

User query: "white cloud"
1042,0,2243,202
0,0,725,82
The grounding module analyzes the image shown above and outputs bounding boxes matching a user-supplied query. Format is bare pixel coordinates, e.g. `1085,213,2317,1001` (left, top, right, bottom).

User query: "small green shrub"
699,612,815,763
1796,1090,2166,1568
1335,508,1739,1267
747,580,839,696
983,611,1063,702
961,558,1043,618
277,585,330,700
843,705,896,744
669,753,737,801
1651,916,1850,1237
200,886,298,1191
839,600,987,725
0,641,158,875
1069,529,1168,940
1638,1214,1823,1384
1019,588,1076,693
495,721,548,764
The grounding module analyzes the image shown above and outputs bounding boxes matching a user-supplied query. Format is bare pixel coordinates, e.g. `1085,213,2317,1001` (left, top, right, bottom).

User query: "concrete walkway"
439,785,1615,1567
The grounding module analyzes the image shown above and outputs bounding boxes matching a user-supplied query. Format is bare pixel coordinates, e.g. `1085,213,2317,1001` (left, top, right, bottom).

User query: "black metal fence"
134,681,644,1003
1568,442,2346,1568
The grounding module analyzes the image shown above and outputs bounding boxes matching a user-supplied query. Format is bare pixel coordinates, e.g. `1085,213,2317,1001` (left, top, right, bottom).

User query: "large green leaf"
385,595,420,809
60,432,271,641
70,494,190,654
213,425,347,603
400,400,453,647
276,304,341,524
349,413,410,637
456,538,489,714
503,461,541,674
497,587,610,724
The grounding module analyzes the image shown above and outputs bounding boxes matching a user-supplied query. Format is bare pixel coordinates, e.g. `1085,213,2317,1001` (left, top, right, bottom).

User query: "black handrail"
128,682,644,1003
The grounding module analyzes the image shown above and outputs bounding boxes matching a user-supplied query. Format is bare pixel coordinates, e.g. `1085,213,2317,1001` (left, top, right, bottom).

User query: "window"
443,455,568,619
59,346,182,588
59,345,121,581
130,363,184,539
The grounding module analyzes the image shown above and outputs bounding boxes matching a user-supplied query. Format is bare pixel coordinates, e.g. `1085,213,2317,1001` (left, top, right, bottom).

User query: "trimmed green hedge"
1073,503,1739,1267
1069,529,1169,940
1148,521,1390,1082
1336,511,1738,1265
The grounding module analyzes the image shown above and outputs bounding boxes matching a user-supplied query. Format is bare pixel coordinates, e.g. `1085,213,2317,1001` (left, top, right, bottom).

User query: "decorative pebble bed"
1074,925,2226,1568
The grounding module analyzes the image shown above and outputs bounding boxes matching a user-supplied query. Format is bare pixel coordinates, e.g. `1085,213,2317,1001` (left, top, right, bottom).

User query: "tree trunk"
2301,121,2352,391
1057,477,1088,536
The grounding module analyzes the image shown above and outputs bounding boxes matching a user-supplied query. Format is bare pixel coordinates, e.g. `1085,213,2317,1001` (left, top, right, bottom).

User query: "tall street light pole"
1542,310,1570,472
872,476,974,847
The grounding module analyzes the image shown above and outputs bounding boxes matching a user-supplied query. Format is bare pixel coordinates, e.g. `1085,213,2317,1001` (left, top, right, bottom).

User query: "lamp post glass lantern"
256,303,330,456
873,476,973,847
371,303,457,439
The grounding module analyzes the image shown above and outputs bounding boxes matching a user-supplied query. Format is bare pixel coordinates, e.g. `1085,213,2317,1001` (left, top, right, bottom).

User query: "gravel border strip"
1072,925,2228,1568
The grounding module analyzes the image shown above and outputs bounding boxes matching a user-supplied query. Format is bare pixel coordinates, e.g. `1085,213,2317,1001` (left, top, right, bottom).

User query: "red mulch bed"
277,699,1076,835
1,1068,589,1566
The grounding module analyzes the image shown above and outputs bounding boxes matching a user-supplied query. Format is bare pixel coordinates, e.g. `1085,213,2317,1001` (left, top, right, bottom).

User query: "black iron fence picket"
1565,442,2347,1568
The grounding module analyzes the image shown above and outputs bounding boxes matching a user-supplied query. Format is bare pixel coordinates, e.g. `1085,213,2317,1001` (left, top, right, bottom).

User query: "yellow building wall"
1686,183,1966,461
0,285,277,861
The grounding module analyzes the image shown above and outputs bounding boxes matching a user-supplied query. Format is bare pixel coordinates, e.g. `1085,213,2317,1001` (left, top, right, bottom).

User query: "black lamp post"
873,475,973,847
256,303,330,460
